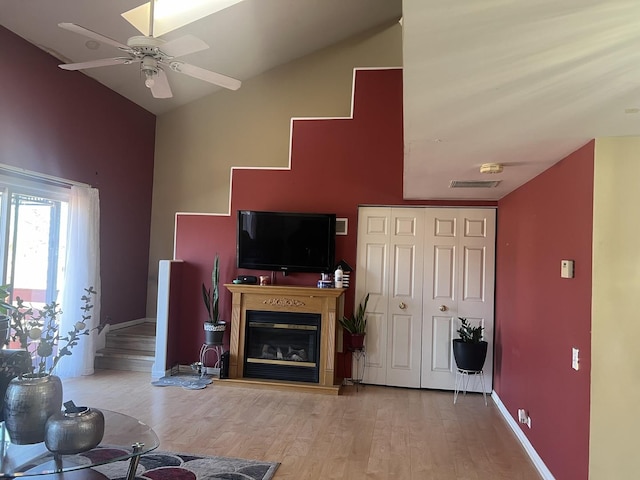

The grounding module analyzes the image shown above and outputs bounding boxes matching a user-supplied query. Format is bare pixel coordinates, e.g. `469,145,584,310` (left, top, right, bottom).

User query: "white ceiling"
3,0,640,201
0,0,401,115
403,0,640,200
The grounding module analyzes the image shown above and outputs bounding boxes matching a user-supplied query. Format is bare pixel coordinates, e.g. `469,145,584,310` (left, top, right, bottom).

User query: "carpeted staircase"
94,321,156,372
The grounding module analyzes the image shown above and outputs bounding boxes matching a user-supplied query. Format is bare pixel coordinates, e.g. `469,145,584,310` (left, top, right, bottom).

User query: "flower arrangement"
9,286,98,375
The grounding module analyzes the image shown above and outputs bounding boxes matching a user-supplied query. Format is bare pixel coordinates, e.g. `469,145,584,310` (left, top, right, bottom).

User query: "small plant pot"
346,333,365,351
452,339,488,371
204,322,226,345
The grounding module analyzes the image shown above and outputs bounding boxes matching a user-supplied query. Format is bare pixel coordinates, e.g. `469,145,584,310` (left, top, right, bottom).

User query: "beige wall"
147,21,403,315
591,137,640,478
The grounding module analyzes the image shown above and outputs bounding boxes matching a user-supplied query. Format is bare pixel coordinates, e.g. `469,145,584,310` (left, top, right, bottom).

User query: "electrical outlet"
518,409,528,424
517,409,531,428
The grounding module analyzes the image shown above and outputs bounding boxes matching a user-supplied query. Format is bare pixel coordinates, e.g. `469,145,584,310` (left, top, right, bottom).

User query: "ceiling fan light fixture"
144,74,155,88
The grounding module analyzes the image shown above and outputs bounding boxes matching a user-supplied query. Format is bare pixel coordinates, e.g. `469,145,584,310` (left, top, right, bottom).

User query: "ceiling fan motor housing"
141,55,159,74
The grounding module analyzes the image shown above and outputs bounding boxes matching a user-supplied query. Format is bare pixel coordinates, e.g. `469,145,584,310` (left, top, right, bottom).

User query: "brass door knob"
439,305,448,312
399,302,407,310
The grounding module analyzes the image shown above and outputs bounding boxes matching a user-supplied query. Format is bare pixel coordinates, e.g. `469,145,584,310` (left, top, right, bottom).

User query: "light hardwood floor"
62,370,541,479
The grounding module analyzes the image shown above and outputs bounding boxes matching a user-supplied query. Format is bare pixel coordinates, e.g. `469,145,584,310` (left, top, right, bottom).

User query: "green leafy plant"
457,317,484,343
10,286,98,375
201,253,221,325
339,293,370,334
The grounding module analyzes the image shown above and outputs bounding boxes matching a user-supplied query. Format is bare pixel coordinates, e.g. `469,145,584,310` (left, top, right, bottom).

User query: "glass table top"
0,409,159,477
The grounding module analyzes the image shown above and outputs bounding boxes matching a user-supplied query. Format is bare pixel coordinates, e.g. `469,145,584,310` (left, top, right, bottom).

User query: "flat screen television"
237,210,336,273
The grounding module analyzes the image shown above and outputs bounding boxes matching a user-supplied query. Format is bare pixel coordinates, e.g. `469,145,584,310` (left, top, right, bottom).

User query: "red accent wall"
0,27,156,325
174,68,495,368
495,142,594,480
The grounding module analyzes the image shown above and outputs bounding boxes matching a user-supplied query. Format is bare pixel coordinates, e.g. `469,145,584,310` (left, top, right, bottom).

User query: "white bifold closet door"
356,207,495,392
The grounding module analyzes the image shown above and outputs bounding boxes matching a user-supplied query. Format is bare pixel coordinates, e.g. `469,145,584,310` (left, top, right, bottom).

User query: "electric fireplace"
244,311,320,383
225,284,345,394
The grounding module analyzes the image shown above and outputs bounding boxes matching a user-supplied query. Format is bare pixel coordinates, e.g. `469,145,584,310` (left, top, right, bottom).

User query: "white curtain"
55,186,101,378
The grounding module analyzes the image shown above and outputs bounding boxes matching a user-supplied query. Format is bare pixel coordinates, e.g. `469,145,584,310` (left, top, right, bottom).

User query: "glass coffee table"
0,409,159,479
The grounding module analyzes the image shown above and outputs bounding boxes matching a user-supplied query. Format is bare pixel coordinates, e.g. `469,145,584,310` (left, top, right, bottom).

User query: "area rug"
151,374,212,390
86,449,279,480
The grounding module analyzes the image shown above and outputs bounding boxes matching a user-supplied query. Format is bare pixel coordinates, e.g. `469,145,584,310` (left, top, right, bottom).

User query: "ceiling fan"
57,0,241,98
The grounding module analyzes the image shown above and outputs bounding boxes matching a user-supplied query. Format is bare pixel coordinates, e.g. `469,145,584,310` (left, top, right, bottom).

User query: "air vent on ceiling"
449,180,501,188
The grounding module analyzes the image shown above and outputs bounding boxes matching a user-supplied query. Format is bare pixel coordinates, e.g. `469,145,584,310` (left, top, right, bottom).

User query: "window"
0,170,70,308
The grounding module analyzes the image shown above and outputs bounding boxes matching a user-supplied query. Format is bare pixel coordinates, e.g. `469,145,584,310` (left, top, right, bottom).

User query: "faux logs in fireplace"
244,310,320,383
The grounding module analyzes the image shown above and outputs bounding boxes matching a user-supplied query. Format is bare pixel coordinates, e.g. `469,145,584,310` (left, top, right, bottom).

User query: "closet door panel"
357,207,390,386
385,209,423,388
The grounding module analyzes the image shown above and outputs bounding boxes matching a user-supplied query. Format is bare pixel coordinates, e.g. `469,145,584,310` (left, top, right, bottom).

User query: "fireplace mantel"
223,284,345,394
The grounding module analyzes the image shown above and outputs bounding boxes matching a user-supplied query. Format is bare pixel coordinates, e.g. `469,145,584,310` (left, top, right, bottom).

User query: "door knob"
439,305,448,312
399,302,407,310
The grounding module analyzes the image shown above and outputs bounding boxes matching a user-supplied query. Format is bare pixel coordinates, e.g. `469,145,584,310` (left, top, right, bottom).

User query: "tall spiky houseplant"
202,254,226,345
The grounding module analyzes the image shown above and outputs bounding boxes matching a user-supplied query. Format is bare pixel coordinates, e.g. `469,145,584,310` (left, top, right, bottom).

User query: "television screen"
237,210,336,273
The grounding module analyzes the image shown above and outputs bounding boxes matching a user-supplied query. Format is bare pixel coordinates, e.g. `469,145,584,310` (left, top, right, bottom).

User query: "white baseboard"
491,391,555,480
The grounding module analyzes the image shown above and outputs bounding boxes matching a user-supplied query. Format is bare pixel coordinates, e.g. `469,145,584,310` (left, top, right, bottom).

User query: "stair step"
95,347,154,359
105,334,155,352
94,322,157,373
94,355,153,373
108,322,157,337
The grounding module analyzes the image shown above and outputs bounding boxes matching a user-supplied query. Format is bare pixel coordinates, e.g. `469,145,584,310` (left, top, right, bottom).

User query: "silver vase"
3,373,63,444
45,407,105,454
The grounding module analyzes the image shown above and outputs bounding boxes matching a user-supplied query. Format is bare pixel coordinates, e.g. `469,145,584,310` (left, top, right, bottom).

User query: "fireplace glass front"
244,310,320,383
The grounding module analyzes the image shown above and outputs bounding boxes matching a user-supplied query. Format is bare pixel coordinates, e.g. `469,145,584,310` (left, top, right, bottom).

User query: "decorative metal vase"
3,373,63,444
45,407,105,454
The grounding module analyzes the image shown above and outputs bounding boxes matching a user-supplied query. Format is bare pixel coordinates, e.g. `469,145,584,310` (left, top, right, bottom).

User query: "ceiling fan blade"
167,61,241,90
58,57,136,71
161,35,209,58
150,69,173,99
58,23,130,51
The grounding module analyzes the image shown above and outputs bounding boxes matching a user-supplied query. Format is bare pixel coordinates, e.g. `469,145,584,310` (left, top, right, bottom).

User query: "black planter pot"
204,322,226,345
452,339,488,371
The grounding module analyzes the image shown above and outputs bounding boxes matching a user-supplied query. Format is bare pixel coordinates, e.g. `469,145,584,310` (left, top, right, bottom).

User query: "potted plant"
3,287,98,444
202,253,226,345
452,317,488,372
339,293,369,350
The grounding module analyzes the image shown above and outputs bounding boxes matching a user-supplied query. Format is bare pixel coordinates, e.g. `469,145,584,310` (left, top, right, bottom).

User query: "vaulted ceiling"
3,0,639,201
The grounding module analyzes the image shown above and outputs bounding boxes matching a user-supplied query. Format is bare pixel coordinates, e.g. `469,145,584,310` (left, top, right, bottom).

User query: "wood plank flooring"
61,370,541,479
